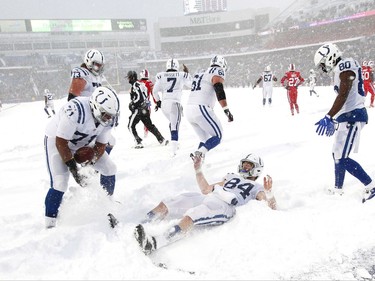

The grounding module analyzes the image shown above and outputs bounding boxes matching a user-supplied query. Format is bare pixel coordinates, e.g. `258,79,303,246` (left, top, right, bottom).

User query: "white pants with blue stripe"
45,136,117,193
161,99,182,139
332,121,364,159
185,104,223,151
163,192,236,226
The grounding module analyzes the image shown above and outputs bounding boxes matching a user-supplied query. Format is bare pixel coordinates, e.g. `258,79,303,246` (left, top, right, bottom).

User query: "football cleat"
135,143,144,149
159,139,169,146
134,224,157,255
364,186,373,194
45,217,57,229
363,188,375,203
327,187,344,196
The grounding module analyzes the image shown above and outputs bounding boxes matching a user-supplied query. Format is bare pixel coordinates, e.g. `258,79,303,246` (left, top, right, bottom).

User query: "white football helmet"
210,55,227,71
368,61,374,68
288,64,295,71
314,43,342,73
309,69,315,74
166,59,179,71
44,89,50,94
84,49,105,76
362,60,368,66
89,86,120,127
238,153,264,179
140,69,150,79
264,65,271,72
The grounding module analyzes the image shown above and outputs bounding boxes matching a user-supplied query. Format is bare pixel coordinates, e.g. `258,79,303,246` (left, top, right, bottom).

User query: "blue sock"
105,145,113,155
205,136,221,151
45,188,64,218
168,225,181,239
335,157,372,188
344,158,372,185
171,130,178,141
334,158,346,188
198,142,205,149
146,211,155,219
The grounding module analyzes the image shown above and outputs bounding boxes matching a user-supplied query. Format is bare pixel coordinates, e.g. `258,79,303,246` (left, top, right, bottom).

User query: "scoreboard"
183,0,227,15
0,19,147,33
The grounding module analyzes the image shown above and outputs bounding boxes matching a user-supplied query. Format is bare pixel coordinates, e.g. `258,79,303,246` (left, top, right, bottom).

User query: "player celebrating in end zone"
185,55,233,160
44,86,120,228
132,152,276,255
313,43,374,199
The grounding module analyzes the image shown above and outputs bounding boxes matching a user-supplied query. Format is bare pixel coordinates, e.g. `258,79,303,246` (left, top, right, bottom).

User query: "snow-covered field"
1,86,375,280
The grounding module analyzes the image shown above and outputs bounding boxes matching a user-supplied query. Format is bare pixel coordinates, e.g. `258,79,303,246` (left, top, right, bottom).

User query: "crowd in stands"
271,0,375,33
0,0,374,103
264,13,375,50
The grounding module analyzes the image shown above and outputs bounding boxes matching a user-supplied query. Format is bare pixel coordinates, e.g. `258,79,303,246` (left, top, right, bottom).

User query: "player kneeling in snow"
132,152,276,255
44,86,120,228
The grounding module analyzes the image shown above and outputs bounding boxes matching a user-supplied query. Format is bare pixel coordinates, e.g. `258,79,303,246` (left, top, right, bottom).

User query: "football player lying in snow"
132,152,277,255
44,86,120,229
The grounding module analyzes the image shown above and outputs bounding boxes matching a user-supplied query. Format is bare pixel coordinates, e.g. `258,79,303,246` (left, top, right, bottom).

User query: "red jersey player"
139,69,157,136
280,64,305,116
362,60,375,107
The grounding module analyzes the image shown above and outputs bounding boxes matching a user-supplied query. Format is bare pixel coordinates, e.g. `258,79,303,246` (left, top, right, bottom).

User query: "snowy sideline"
0,86,375,280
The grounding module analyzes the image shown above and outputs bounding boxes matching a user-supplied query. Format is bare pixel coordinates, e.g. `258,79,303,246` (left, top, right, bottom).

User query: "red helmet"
140,69,149,79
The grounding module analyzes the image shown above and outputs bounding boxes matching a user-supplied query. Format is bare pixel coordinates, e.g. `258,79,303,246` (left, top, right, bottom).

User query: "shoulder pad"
71,67,91,79
211,67,225,79
64,98,87,124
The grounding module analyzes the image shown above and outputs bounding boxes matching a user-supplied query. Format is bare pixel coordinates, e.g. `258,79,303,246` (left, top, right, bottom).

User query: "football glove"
224,108,234,122
128,102,135,111
182,64,189,73
65,158,87,187
315,115,335,136
155,100,161,112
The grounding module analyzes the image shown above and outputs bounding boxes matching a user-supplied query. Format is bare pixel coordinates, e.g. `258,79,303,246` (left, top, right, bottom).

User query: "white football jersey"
44,91,55,105
261,71,275,88
308,73,317,86
153,71,192,102
45,97,112,151
187,66,226,108
221,173,264,206
333,57,366,118
70,67,103,97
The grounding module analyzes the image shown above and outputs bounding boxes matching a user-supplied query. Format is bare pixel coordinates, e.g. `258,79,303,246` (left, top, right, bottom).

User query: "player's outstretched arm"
256,175,277,210
191,154,214,194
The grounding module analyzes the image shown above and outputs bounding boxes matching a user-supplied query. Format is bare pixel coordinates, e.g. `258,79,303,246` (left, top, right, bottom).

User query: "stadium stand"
0,0,374,103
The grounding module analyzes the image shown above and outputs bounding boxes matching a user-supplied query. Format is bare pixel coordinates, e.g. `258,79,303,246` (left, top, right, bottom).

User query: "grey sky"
0,0,295,19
